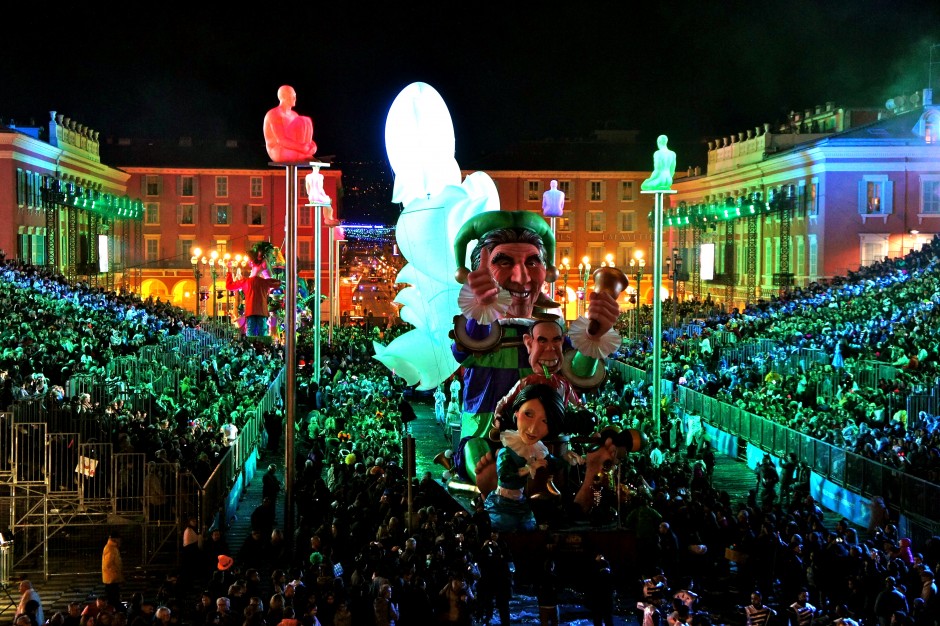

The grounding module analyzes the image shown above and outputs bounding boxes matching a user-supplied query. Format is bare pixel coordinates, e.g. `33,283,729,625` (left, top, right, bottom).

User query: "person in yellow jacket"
102,531,125,610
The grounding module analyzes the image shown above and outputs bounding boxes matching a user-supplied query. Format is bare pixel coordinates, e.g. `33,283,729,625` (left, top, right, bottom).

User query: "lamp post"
222,253,232,318
190,247,202,316
560,257,571,321
577,256,591,317
203,250,219,320
629,251,646,343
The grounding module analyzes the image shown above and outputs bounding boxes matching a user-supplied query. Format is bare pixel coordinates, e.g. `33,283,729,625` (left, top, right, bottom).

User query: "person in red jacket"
226,258,281,338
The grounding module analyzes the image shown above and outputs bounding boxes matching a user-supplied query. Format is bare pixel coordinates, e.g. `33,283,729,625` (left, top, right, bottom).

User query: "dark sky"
3,3,939,165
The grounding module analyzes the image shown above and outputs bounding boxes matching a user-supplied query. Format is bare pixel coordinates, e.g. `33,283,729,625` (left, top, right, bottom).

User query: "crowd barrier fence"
0,323,284,580
608,359,940,546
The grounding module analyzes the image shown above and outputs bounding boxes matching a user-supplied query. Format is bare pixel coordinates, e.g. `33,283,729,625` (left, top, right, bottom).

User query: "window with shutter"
620,181,634,202
526,180,541,202
215,204,230,225
145,203,160,225
145,175,161,197
180,175,194,197
589,181,603,202
179,204,195,225
618,211,635,232
858,177,889,215
922,178,940,215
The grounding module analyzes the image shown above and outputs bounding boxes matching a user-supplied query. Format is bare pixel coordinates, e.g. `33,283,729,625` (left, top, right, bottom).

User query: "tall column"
642,189,676,444
282,164,300,544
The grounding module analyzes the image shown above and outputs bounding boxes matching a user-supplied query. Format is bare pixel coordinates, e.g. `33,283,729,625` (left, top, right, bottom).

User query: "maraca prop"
588,266,629,335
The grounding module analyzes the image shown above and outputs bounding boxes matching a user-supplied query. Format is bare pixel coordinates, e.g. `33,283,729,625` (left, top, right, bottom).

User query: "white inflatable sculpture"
372,82,500,390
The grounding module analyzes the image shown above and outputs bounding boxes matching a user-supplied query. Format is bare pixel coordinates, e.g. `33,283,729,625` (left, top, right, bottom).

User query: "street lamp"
629,251,646,342
665,248,683,333
222,253,232,318
202,250,220,319
559,257,571,321
577,256,591,317
190,247,202,316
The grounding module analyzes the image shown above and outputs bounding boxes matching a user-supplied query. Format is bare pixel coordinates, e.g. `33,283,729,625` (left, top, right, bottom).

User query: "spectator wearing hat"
203,527,230,578
262,464,282,502
438,572,474,626
209,555,236,601
102,531,125,610
587,554,615,626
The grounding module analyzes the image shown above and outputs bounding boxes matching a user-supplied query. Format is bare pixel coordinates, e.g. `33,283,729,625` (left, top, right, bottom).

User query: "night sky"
3,3,939,166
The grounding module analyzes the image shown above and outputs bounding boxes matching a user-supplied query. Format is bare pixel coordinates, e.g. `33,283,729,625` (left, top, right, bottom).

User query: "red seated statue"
263,85,317,163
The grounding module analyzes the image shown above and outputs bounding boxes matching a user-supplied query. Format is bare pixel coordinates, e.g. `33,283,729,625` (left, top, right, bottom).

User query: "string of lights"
341,223,397,244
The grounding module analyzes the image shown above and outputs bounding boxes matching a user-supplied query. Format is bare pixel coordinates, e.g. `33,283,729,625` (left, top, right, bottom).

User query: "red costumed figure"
227,243,282,338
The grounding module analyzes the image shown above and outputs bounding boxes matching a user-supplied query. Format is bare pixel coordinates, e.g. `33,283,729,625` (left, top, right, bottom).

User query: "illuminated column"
641,189,676,444
640,133,677,445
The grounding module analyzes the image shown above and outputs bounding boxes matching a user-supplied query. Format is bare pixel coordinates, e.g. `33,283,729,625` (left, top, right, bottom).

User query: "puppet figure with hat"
450,210,627,500
225,242,282,339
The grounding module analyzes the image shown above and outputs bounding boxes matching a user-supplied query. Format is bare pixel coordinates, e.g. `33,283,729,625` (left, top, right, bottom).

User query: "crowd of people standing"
6,232,940,625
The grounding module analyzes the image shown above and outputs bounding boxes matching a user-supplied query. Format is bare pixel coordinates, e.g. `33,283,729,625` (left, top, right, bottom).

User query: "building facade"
0,113,144,291
667,92,940,310
6,91,938,319
119,160,341,316
481,92,940,314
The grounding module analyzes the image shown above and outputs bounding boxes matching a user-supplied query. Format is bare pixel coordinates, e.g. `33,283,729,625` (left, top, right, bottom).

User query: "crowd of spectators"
0,259,282,479
615,235,940,483
6,231,940,626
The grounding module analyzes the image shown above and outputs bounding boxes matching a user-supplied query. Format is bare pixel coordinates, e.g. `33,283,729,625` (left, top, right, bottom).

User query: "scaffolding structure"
0,327,279,580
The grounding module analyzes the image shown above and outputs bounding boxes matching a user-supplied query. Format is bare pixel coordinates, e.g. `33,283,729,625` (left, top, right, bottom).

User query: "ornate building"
0,113,144,291
479,91,940,313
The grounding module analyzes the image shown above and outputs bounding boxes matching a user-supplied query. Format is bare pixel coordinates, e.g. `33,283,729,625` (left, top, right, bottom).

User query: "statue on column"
542,179,565,217
640,135,677,191
263,85,317,163
305,164,340,226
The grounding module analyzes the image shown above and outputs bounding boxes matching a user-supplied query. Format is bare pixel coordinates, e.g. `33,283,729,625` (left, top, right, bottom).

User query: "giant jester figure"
450,210,624,496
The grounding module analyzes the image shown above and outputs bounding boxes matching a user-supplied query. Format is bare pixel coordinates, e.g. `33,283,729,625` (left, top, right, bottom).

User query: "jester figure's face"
487,242,546,318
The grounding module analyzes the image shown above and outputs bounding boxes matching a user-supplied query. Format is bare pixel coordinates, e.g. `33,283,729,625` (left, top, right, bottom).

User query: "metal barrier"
3,369,284,580
609,360,940,545
907,394,939,422
854,360,899,388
